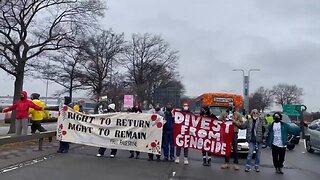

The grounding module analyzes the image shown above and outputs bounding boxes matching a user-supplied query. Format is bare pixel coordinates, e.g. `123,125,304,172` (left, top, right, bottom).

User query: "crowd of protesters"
1,90,301,174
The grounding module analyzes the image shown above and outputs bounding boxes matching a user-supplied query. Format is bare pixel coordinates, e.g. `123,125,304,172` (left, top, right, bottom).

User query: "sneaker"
110,154,115,158
175,157,180,164
255,166,260,172
221,163,230,169
234,164,240,170
183,158,189,165
245,167,251,172
96,153,102,157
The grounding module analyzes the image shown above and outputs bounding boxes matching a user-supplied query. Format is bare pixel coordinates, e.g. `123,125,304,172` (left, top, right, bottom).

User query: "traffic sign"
283,104,306,116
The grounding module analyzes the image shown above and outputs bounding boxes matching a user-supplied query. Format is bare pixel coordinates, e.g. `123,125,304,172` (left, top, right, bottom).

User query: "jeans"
246,142,262,168
225,132,239,164
162,130,174,159
176,147,188,157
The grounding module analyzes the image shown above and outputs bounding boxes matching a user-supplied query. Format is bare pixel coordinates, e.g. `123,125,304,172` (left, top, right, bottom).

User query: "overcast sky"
1,0,320,111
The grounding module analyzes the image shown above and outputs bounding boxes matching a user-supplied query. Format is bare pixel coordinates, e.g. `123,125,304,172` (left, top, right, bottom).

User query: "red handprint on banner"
146,140,161,155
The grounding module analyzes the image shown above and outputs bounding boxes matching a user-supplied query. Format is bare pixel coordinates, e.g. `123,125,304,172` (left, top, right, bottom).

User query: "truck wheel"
287,143,295,150
306,139,315,153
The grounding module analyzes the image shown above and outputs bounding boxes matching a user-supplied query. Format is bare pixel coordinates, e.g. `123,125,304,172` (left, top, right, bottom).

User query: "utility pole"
233,69,260,114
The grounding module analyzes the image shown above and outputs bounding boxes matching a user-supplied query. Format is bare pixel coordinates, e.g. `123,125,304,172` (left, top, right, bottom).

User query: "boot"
207,158,211,166
278,168,284,174
202,158,207,166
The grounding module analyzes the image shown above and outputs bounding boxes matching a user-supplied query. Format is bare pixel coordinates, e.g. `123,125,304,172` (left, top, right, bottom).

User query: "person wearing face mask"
267,112,301,174
240,109,268,172
162,103,175,162
2,91,42,136
148,104,164,161
200,106,217,167
129,104,142,159
175,102,191,165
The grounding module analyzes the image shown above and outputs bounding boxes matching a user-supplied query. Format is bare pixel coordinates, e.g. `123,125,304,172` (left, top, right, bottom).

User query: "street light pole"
233,69,260,114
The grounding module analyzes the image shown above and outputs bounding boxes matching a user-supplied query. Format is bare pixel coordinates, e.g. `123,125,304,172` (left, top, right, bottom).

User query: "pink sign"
124,95,134,108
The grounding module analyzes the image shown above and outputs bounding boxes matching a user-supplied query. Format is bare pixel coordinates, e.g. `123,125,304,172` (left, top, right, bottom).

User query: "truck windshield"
210,106,229,117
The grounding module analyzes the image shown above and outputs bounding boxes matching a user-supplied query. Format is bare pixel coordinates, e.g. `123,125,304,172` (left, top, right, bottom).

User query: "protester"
220,108,243,170
240,109,268,172
162,103,175,162
148,104,164,162
28,93,49,133
147,104,156,114
129,104,142,159
200,106,217,166
97,103,118,158
2,91,42,136
175,102,191,165
267,112,301,174
58,96,72,153
265,114,274,124
73,99,85,113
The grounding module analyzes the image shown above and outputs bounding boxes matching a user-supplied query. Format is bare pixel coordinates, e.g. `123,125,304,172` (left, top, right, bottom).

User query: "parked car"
305,119,320,153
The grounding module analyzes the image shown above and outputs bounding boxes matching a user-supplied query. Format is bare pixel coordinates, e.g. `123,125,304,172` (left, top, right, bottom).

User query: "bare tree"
249,87,273,112
0,0,105,133
37,46,85,100
122,33,179,105
272,83,303,107
80,30,125,100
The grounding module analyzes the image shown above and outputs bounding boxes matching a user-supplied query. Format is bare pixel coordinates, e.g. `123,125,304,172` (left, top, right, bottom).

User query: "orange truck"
195,93,243,116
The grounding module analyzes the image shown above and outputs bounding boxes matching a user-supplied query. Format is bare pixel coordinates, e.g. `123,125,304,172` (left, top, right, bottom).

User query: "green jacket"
267,122,301,147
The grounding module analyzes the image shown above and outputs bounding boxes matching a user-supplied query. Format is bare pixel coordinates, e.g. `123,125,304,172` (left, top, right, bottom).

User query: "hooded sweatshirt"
3,91,42,119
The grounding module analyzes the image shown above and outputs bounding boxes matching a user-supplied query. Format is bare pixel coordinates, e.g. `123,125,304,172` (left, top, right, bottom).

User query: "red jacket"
3,91,42,119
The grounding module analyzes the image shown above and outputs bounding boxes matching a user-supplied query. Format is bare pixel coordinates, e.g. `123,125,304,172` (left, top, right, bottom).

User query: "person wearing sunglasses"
240,109,268,172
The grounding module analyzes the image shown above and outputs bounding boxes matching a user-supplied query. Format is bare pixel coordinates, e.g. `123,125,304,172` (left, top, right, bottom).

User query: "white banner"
57,106,164,154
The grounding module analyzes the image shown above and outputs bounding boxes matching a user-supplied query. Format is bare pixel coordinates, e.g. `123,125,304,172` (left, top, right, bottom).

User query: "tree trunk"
69,80,73,100
8,72,24,134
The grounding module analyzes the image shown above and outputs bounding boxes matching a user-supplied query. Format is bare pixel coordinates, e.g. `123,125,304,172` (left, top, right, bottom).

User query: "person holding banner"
220,109,243,170
129,105,142,159
162,104,175,162
148,104,164,162
175,102,191,165
58,96,72,153
97,103,118,158
240,109,268,172
200,106,217,166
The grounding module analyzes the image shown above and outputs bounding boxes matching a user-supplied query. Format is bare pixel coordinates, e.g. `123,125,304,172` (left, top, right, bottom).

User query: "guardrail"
0,131,56,151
